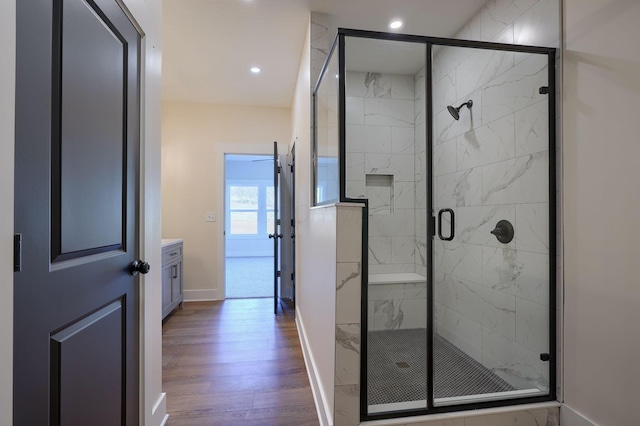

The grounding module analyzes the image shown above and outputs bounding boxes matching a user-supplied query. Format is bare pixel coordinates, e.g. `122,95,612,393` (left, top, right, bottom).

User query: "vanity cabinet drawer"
162,245,182,264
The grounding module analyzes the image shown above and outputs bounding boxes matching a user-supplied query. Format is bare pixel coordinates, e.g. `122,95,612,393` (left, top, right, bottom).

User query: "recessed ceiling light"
250,67,261,74
389,20,403,30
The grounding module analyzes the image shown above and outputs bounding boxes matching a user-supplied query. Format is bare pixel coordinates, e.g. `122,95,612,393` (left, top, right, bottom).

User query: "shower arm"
456,100,473,110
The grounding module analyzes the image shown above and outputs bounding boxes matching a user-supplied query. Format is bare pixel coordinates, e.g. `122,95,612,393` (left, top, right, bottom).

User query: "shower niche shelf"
366,174,394,215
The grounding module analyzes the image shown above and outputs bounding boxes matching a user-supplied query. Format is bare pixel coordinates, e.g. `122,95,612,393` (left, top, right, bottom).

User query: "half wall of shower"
314,29,556,421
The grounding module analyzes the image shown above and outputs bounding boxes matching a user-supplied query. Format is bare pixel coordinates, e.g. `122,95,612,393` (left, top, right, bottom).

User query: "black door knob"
130,260,151,276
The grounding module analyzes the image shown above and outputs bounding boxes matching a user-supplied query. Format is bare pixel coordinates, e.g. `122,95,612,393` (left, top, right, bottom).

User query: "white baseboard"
296,310,333,426
150,392,167,426
561,405,598,426
183,289,219,302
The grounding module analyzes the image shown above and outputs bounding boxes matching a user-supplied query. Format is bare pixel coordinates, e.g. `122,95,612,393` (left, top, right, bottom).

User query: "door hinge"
290,164,294,173
276,271,281,278
277,166,282,173
14,234,22,272
290,219,295,227
539,86,550,95
430,216,436,239
291,273,294,281
276,219,281,226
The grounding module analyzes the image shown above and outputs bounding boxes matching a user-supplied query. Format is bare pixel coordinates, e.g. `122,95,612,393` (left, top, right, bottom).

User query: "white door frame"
0,2,16,423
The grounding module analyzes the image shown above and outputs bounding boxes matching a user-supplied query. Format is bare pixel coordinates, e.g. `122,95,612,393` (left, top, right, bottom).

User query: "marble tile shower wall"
415,66,427,279
431,0,559,392
345,71,419,276
335,205,363,426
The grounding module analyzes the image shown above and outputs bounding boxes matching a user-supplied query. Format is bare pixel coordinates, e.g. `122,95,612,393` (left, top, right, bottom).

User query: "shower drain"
395,361,411,369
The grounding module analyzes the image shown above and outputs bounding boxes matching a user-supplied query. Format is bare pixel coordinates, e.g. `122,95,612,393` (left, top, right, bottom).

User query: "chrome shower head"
447,100,473,120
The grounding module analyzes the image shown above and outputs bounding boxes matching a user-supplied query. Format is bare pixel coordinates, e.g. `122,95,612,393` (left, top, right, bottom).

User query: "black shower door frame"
332,28,557,422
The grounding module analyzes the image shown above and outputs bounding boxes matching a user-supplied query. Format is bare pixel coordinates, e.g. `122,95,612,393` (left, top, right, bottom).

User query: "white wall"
0,0,165,423
161,102,291,300
563,1,640,425
289,19,340,425
0,1,16,424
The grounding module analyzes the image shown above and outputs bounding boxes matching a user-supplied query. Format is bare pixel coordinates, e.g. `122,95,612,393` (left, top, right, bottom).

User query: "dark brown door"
14,0,142,424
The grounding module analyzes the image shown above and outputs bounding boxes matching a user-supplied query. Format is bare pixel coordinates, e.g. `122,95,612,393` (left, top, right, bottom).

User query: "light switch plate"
205,212,216,222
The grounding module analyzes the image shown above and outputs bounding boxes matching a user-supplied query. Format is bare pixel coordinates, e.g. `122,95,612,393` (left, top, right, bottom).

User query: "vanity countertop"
161,238,183,247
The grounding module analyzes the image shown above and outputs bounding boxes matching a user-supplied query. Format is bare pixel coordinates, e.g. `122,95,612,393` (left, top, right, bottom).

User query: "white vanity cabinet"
161,239,184,319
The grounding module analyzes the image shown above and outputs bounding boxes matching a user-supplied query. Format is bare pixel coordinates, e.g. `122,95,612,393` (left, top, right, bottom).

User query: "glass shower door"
431,44,553,405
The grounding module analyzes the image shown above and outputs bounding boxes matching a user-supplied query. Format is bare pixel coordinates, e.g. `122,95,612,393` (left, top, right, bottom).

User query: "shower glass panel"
343,36,430,415
313,43,339,205
431,45,551,406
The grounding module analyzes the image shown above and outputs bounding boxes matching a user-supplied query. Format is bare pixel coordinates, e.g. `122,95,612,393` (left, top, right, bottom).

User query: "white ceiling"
162,0,488,108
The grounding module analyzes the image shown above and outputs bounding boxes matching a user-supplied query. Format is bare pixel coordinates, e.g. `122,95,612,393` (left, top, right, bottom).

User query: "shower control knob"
540,353,551,362
490,220,514,244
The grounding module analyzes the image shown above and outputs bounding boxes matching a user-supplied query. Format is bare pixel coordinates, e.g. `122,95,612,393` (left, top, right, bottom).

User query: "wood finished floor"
163,299,319,426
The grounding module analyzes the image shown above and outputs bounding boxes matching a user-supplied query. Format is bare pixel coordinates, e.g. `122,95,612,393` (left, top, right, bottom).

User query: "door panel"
15,0,141,423
56,0,126,257
172,262,182,301
51,301,123,426
431,45,551,405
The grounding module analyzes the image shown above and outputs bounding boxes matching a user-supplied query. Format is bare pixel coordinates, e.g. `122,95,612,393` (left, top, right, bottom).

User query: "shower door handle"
437,209,455,241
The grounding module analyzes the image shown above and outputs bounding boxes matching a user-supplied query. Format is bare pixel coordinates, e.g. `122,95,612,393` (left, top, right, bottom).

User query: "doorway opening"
224,154,274,298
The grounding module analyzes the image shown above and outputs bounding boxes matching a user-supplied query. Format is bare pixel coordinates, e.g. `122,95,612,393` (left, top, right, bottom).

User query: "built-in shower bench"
368,273,427,331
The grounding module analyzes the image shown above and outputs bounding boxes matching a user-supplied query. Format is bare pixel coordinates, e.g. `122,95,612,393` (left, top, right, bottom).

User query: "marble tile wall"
431,0,559,392
398,406,558,426
344,71,418,277
368,281,428,331
311,13,332,94
335,204,364,426
414,66,428,279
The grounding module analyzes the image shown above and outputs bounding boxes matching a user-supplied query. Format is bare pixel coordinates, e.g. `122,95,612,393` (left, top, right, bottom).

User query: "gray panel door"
271,141,281,315
289,144,296,307
14,0,141,424
279,148,294,302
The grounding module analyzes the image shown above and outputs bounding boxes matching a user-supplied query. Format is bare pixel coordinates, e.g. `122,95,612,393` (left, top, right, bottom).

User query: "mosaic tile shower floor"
367,329,516,405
